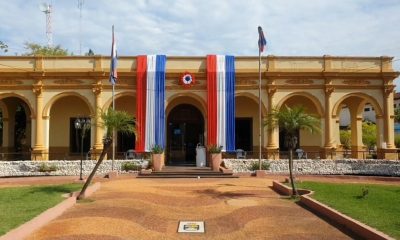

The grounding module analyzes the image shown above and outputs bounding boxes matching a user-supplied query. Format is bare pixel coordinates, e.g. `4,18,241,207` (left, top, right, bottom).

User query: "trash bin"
196,144,206,167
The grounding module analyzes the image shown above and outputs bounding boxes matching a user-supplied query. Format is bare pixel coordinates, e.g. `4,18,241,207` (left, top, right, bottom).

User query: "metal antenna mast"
40,3,53,47
78,0,84,55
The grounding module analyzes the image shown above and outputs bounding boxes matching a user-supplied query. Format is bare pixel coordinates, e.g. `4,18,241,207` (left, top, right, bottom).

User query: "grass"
0,183,82,236
296,181,400,239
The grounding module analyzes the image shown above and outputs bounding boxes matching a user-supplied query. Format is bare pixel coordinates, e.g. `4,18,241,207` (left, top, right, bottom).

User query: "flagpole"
111,25,116,171
112,83,115,170
258,48,262,170
257,26,266,171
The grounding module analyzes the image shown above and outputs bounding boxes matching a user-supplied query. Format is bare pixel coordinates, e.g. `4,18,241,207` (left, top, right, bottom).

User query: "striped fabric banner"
136,55,166,152
207,55,235,152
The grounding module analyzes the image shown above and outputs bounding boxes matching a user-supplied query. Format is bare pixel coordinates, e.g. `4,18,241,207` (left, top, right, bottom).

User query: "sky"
0,0,399,79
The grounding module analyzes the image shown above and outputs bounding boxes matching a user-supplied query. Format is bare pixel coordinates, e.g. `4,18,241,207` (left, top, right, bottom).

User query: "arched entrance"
276,93,323,156
48,95,91,160
0,96,32,159
167,104,204,165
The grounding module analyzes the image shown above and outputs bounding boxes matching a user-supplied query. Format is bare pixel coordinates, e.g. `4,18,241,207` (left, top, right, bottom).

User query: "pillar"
32,82,47,160
379,85,397,159
350,114,364,159
322,86,335,159
1,118,9,155
92,83,104,160
266,86,279,159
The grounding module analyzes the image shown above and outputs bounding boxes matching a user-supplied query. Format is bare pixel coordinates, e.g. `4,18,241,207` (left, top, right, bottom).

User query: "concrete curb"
0,182,101,240
272,180,394,240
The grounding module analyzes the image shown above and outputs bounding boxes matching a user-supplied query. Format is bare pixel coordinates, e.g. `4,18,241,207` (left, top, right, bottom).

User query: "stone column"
380,85,397,159
32,82,47,160
323,86,335,159
350,114,364,159
266,86,279,159
92,83,104,160
1,118,9,153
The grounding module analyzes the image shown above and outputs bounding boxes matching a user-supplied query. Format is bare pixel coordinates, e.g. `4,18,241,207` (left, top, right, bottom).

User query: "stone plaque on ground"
178,221,205,233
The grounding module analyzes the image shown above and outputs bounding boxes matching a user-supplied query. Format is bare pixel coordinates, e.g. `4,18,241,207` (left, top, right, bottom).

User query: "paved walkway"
25,177,352,240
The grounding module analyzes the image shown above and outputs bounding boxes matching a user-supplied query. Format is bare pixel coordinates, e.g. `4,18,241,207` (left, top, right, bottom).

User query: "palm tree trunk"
77,138,112,200
288,148,297,196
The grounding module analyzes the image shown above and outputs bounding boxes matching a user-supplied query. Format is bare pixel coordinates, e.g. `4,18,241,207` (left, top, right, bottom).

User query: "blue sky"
1,0,399,77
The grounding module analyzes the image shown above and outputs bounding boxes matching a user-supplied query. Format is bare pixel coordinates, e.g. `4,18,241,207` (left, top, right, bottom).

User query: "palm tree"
77,108,136,200
265,105,320,196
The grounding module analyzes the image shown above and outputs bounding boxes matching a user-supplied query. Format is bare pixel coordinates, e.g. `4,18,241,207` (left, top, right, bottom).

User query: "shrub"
208,144,223,153
151,144,164,154
340,130,351,150
121,162,141,171
362,121,377,151
249,161,270,171
37,163,57,172
395,135,400,148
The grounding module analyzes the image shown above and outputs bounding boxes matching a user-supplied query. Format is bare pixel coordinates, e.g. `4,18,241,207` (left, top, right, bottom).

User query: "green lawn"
296,181,400,239
0,183,82,236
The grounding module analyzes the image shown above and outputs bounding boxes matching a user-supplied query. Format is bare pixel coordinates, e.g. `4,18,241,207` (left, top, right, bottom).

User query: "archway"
48,95,91,160
276,94,323,156
334,93,383,159
167,104,204,165
114,94,136,155
235,95,266,153
0,96,32,159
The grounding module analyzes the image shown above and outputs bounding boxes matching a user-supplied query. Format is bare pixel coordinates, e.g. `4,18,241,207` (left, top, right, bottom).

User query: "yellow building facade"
0,55,398,162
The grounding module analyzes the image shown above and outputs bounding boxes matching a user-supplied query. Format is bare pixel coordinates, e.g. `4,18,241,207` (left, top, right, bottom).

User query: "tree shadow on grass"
28,185,80,195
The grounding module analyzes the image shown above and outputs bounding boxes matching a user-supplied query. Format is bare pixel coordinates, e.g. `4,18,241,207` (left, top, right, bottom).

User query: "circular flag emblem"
180,72,195,88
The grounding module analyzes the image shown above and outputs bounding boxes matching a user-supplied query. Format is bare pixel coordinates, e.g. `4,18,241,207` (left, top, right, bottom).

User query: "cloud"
0,0,399,80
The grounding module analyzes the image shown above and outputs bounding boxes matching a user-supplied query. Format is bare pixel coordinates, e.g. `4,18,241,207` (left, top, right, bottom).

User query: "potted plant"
151,144,164,171
208,144,223,172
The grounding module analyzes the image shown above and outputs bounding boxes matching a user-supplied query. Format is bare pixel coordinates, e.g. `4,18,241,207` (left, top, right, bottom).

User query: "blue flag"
109,25,118,85
258,26,267,53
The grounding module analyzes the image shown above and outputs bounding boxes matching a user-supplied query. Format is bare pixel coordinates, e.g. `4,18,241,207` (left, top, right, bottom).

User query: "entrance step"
137,166,238,178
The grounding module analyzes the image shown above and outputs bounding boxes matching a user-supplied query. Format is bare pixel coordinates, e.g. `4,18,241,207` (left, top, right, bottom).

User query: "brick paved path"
26,177,351,240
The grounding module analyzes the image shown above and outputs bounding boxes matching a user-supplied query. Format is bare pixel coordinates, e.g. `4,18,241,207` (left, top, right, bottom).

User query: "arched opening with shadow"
167,104,204,165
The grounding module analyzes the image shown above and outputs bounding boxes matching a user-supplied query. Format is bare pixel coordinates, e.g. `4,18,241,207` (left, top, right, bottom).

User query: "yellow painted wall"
235,96,259,148
49,96,90,148
115,95,136,116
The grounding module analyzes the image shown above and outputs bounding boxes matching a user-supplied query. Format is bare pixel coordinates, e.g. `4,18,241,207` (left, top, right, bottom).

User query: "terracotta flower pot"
152,153,164,171
211,153,222,172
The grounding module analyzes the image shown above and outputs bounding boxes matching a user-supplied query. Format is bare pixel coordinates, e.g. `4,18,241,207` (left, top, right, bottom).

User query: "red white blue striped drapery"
207,55,235,152
136,55,166,152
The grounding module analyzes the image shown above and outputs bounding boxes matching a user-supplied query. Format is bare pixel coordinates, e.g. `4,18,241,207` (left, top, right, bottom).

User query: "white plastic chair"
236,149,246,159
125,149,136,159
295,149,307,159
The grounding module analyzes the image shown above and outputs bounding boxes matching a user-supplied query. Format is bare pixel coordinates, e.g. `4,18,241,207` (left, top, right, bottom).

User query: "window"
364,108,370,112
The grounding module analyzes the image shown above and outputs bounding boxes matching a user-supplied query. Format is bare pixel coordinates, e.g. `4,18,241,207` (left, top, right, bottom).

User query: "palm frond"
98,108,137,138
264,105,321,135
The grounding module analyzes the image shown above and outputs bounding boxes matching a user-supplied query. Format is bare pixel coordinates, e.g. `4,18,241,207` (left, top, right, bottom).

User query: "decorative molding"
53,79,83,84
384,85,395,97
166,85,206,90
285,79,314,84
267,86,277,95
342,79,370,85
92,84,103,95
236,79,257,86
325,86,334,96
167,79,203,87
116,78,129,85
32,84,43,95
0,79,23,85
